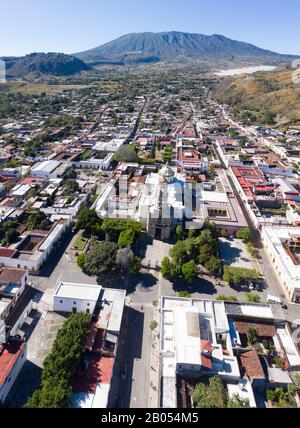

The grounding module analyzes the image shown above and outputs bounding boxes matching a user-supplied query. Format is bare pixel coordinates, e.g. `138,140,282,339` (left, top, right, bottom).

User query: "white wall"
10,300,33,337
0,221,70,272
53,297,96,314
0,343,27,405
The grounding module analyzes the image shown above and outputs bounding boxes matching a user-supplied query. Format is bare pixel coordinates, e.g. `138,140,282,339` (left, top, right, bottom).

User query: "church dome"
159,163,175,183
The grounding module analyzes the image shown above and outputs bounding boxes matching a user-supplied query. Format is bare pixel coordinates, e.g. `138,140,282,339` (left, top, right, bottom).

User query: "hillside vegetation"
3,53,91,78
214,67,300,126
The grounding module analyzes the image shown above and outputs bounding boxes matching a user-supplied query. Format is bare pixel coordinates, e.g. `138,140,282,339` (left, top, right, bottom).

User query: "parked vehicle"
249,282,255,291
267,295,282,305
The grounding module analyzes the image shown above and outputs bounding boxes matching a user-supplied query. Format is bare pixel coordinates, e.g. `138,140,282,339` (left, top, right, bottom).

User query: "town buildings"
261,227,300,303
160,296,300,408
53,282,126,409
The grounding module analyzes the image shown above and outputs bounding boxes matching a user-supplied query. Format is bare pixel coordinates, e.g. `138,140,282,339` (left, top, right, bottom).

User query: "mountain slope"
214,67,300,126
75,32,298,66
3,53,91,78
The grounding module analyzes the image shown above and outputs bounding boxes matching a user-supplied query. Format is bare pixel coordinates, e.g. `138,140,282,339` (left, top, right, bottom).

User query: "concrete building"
160,297,241,408
71,153,114,171
31,160,69,179
95,164,185,240
0,268,29,324
0,218,71,272
261,227,300,303
71,287,126,409
0,340,27,405
53,282,102,315
194,169,248,235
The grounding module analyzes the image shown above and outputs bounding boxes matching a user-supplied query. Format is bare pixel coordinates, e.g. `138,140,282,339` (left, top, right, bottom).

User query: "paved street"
12,225,300,409
116,304,154,408
31,231,99,295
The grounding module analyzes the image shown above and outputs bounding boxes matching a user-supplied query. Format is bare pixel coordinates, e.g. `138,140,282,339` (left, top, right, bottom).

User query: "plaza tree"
84,241,119,276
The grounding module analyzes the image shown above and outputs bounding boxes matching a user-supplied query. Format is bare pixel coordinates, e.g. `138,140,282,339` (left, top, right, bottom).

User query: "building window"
87,303,90,307
60,300,63,304
74,302,77,305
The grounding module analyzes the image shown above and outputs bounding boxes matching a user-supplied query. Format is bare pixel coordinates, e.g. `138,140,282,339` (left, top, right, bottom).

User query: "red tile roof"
0,248,17,258
201,354,212,370
0,341,26,388
240,349,265,381
0,268,27,283
73,356,114,394
234,321,276,338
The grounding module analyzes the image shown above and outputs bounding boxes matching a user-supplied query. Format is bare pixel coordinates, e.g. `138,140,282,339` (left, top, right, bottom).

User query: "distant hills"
2,53,91,78
2,32,299,79
75,31,299,66
214,67,300,126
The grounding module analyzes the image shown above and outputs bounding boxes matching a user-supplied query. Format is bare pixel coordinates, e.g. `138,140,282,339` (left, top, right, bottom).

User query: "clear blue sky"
2,0,300,56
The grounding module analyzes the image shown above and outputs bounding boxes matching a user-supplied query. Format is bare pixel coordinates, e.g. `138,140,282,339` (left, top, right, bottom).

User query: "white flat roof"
202,191,228,204
54,282,102,301
72,383,110,409
264,227,300,291
11,184,31,196
92,138,125,153
240,304,274,319
277,328,300,367
32,160,61,173
102,288,126,333
38,222,65,252
227,380,257,408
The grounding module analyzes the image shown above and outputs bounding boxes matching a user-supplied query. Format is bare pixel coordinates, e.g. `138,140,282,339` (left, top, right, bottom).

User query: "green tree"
223,267,259,286
205,256,222,274
116,247,134,272
114,145,138,163
131,256,141,273
3,228,19,245
64,168,77,180
246,293,261,304
25,313,90,408
194,376,226,408
176,225,185,241
182,261,198,283
161,257,172,279
77,253,86,269
161,257,181,281
64,179,80,195
227,394,250,408
220,230,229,239
170,240,189,265
274,356,285,369
236,228,251,243
84,241,118,276
118,228,136,248
177,291,192,299
101,219,141,243
76,209,102,238
26,211,50,230
247,328,259,345
216,295,238,302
